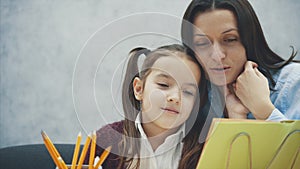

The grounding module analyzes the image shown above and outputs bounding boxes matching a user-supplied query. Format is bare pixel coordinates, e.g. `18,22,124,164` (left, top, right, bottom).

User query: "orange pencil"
41,130,67,168
88,131,97,169
41,131,60,156
58,157,68,169
94,146,112,169
42,137,62,168
77,133,91,169
71,132,82,169
41,130,64,169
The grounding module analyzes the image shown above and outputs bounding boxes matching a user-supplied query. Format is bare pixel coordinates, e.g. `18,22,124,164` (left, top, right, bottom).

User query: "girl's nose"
167,90,180,104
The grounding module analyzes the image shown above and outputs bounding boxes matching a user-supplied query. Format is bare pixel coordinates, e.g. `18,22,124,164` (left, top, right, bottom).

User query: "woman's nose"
210,43,225,61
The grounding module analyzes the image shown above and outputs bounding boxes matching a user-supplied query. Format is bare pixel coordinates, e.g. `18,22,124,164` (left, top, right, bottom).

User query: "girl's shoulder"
95,120,124,149
97,120,125,134
84,121,125,166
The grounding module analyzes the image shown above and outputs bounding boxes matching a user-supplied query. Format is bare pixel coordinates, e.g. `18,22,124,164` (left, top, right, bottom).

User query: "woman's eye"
224,38,237,43
194,38,211,48
194,41,210,47
195,43,209,47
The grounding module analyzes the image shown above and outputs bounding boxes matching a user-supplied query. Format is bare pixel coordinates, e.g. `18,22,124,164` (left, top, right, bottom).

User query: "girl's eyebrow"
156,73,198,89
155,73,171,79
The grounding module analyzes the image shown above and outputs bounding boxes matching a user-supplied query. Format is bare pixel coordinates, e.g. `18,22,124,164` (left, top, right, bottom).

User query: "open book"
196,118,300,169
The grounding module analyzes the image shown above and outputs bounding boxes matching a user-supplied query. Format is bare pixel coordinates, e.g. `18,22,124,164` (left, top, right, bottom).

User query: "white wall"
0,0,299,148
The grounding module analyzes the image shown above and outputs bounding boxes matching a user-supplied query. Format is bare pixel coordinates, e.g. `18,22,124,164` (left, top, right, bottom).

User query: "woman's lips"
209,66,231,74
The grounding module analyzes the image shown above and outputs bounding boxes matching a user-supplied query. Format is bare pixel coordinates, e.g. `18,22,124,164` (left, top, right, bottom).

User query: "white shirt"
130,113,185,169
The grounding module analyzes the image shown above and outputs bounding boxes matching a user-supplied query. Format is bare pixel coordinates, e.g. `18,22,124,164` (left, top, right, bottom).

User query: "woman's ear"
133,77,143,100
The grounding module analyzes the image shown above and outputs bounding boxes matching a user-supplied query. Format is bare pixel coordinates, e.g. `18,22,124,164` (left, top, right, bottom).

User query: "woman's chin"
208,78,229,86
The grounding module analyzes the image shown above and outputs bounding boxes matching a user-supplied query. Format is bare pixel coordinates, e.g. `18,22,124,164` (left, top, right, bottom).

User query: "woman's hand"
234,61,275,120
224,84,249,119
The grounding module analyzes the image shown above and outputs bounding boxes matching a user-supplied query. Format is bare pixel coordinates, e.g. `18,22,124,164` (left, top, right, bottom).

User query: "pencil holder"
55,164,101,169
42,130,110,169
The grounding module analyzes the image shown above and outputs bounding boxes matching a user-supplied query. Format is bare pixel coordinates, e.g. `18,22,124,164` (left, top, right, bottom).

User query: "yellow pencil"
41,130,67,169
71,132,82,169
94,146,112,169
42,135,62,168
89,131,97,169
58,157,68,169
41,130,59,156
77,133,91,169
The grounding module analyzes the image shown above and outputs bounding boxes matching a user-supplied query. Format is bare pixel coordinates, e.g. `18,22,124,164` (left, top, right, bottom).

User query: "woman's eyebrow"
194,33,207,37
194,28,238,36
222,28,238,34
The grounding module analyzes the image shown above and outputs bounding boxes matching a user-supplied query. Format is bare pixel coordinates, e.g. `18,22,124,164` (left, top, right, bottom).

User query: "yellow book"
196,118,300,169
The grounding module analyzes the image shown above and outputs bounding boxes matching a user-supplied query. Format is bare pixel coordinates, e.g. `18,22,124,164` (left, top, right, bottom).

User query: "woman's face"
193,9,247,86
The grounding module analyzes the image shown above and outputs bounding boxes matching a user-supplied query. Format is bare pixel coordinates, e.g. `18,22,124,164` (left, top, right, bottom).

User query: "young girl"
85,44,207,169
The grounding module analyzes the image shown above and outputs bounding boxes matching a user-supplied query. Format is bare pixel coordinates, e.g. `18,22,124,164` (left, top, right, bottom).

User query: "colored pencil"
94,146,112,169
77,133,91,169
71,132,82,169
88,131,97,169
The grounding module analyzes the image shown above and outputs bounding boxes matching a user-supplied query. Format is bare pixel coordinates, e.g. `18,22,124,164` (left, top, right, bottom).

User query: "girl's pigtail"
118,47,150,169
122,47,150,118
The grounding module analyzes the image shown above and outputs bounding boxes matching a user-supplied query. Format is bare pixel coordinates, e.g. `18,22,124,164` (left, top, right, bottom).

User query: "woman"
181,0,300,121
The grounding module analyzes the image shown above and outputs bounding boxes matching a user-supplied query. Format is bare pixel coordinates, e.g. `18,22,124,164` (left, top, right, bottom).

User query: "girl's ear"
133,77,143,100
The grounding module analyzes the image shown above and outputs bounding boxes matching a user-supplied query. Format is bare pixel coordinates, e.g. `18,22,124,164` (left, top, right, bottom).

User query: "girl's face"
133,54,201,132
193,9,247,86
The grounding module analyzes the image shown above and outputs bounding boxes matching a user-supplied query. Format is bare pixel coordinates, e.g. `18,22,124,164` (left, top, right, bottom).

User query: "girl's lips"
162,108,179,114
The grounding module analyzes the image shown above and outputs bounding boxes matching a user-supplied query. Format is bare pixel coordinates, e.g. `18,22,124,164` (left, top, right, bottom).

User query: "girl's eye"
157,83,169,88
183,90,194,96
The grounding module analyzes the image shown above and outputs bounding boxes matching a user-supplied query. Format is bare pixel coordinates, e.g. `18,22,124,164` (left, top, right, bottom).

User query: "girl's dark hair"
118,44,208,169
181,0,298,87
